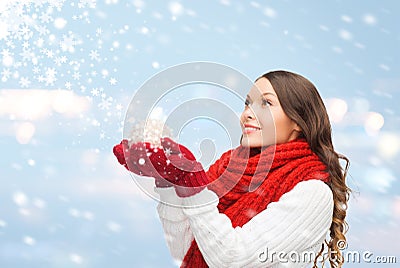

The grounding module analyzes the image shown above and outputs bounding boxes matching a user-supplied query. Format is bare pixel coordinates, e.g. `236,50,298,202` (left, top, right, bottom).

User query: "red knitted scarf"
180,138,330,267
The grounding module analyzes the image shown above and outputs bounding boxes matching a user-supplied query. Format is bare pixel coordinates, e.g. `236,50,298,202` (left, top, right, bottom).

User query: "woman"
113,70,351,267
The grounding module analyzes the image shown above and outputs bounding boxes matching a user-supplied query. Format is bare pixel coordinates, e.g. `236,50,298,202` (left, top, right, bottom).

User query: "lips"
243,124,261,134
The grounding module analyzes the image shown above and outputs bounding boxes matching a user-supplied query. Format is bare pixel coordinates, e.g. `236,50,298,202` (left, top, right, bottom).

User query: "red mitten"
113,138,209,196
113,139,130,170
158,137,209,197
112,140,172,188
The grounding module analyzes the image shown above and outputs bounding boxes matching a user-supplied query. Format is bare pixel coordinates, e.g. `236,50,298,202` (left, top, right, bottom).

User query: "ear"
293,123,301,132
288,123,302,142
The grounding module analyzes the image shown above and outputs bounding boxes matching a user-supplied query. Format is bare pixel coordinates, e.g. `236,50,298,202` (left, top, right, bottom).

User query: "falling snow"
0,0,120,144
138,158,145,165
127,118,174,147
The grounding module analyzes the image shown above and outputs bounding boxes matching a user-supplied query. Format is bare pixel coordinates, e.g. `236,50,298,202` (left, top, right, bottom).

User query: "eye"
244,99,250,106
262,98,272,106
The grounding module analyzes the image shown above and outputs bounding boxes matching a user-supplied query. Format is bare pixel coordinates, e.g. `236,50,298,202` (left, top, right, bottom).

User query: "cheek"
273,115,294,140
260,126,275,141
259,114,275,141
258,109,290,139
258,109,274,129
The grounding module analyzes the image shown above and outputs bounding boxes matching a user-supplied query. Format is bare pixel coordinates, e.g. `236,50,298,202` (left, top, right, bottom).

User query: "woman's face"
240,77,300,148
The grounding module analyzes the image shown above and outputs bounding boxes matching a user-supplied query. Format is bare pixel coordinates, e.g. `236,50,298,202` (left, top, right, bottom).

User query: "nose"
242,106,255,120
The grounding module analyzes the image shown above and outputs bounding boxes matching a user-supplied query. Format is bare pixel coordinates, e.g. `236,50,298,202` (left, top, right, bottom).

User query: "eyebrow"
246,92,277,99
262,92,277,97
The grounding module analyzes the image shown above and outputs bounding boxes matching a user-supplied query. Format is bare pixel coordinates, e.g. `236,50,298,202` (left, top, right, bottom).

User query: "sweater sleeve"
154,186,194,263
181,180,334,268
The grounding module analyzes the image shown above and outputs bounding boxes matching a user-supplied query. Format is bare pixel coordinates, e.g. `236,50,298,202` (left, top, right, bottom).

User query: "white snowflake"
98,96,113,110
22,41,30,49
19,25,33,40
35,24,49,36
47,0,66,10
1,68,11,80
60,55,67,63
1,49,12,57
37,75,45,83
14,63,22,69
91,88,100,96
45,67,57,85
65,81,72,89
45,76,57,86
19,49,33,61
5,40,14,49
95,27,102,36
60,33,76,52
109,77,117,85
78,0,97,9
164,147,172,156
54,57,63,66
89,49,100,61
45,49,54,58
46,67,57,77
35,38,44,47
72,71,81,80
39,12,52,23
32,66,40,74
19,77,31,88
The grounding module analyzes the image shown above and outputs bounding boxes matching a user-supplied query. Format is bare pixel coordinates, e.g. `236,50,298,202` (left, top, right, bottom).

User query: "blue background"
1,0,399,267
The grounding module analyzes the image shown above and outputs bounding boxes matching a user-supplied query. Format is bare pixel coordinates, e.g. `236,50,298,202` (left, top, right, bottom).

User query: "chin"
241,139,261,148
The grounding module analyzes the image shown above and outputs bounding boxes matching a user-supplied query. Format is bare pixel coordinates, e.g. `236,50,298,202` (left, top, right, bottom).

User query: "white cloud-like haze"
0,89,91,121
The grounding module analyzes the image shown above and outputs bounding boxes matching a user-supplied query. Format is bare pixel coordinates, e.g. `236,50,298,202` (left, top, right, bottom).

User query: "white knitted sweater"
155,179,333,268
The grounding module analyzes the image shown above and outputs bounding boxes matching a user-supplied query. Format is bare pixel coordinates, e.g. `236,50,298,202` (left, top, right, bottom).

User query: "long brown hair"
259,70,351,268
